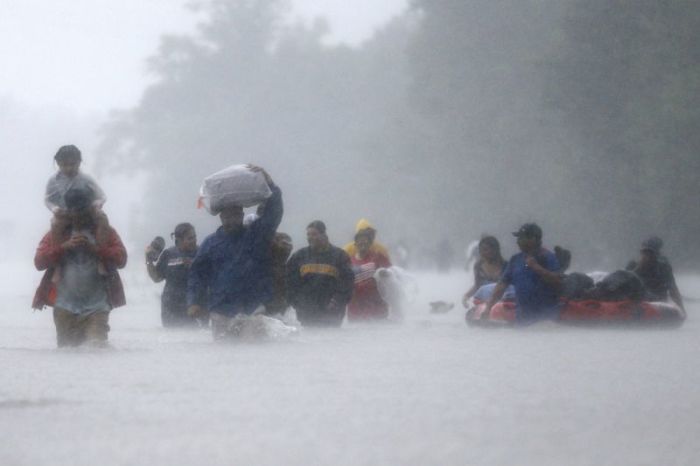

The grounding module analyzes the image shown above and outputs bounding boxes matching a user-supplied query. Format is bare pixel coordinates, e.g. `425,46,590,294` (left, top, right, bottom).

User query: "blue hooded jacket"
187,185,283,316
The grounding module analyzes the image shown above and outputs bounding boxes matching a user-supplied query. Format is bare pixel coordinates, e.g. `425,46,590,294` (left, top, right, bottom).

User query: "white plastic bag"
374,266,419,322
198,164,272,214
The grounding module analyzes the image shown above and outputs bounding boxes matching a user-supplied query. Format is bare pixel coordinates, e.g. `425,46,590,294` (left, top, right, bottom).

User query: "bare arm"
146,261,163,283
484,281,508,313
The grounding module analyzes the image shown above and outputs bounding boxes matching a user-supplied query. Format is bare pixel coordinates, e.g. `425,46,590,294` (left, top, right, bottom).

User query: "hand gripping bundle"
198,164,272,215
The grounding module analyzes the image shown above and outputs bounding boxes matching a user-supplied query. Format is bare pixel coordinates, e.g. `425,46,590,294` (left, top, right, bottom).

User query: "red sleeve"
96,228,128,269
34,232,65,271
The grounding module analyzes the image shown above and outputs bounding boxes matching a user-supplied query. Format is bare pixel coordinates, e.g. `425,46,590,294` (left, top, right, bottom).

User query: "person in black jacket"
286,221,354,327
146,223,203,327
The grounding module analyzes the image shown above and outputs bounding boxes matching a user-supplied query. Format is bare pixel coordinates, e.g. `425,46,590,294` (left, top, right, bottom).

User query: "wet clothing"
33,226,127,311
626,258,678,302
344,241,390,259
155,246,199,326
473,259,507,289
501,248,560,322
287,245,354,327
54,229,110,315
45,171,106,213
53,307,110,347
187,185,283,317
347,250,391,321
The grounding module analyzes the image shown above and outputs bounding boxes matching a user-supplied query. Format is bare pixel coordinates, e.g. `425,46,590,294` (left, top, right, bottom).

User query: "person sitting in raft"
484,223,562,323
347,229,392,321
462,236,507,307
626,236,685,311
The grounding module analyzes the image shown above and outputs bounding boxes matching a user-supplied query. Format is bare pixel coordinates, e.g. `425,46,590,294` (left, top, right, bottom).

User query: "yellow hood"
355,218,375,233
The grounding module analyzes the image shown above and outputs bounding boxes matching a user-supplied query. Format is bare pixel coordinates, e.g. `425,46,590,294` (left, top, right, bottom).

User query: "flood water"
1,262,699,465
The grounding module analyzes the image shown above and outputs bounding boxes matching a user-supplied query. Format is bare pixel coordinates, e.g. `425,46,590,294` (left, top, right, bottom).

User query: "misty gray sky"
1,0,407,114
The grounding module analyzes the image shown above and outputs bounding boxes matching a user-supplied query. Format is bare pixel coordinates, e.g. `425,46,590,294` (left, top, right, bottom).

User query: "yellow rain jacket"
343,218,390,259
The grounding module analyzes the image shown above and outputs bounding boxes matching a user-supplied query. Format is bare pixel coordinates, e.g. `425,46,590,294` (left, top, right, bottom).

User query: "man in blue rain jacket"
186,166,283,338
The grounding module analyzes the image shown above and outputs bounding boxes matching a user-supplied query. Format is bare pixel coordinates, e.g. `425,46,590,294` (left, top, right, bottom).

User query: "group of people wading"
31,145,686,346
33,146,394,346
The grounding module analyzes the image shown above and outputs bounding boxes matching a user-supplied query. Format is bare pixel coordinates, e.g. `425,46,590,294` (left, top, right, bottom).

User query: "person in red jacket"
347,229,392,321
33,186,127,347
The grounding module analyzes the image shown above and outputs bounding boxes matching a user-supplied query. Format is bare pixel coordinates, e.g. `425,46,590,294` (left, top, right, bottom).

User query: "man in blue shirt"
485,223,561,323
186,166,283,338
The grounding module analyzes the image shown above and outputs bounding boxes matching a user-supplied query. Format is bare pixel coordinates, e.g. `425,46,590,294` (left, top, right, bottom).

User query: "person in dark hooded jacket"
186,166,282,338
286,221,354,327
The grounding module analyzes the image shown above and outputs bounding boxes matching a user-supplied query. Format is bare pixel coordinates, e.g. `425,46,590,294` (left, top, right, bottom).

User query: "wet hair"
275,232,292,244
55,145,82,162
307,220,327,236
171,222,195,242
641,236,663,254
358,227,376,243
478,235,504,262
354,230,373,242
64,186,95,211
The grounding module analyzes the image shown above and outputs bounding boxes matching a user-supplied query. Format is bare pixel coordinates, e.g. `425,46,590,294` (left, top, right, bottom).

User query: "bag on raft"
592,270,644,301
560,272,595,300
198,164,272,214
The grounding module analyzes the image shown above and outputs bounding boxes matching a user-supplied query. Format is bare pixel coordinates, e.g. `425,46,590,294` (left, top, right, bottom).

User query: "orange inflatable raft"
466,299,685,327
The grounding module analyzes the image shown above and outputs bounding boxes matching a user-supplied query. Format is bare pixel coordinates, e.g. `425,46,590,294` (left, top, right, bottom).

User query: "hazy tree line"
97,0,700,269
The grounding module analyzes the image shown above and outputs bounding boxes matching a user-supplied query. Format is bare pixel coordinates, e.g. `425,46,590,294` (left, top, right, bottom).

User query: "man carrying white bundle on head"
187,164,283,339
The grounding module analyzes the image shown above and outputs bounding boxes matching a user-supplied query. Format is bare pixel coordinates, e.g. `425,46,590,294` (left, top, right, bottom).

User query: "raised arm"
146,246,165,283
249,167,283,240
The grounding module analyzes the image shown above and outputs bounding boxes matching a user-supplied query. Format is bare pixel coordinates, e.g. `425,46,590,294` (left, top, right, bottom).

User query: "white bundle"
374,266,419,322
199,164,272,214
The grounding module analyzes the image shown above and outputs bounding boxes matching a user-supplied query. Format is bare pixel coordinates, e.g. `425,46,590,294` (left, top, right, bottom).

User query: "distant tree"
98,0,414,245
404,0,574,250
546,0,700,265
